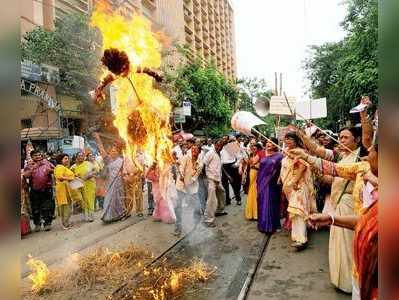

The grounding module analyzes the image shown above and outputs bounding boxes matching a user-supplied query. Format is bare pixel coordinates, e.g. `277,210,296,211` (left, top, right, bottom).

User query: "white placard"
72,136,84,149
182,101,191,116
231,111,266,136
269,96,296,115
295,98,327,120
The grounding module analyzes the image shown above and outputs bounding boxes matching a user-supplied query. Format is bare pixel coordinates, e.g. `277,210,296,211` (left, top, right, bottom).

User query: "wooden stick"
251,127,309,167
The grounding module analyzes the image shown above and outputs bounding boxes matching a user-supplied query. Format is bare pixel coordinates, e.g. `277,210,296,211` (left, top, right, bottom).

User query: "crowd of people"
20,97,378,300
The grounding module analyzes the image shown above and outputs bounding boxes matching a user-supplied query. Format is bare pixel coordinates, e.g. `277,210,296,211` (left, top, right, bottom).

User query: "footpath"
247,229,351,300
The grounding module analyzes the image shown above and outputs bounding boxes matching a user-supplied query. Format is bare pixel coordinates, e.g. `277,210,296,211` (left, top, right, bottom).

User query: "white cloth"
220,148,236,164
176,153,201,194
172,145,183,159
202,150,222,182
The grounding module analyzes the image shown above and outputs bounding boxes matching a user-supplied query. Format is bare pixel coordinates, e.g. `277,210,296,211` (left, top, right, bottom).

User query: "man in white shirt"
174,144,202,235
220,138,242,205
202,140,227,227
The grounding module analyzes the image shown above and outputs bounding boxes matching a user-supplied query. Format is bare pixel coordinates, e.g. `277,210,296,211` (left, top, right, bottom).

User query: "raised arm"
289,148,370,181
296,128,335,161
359,101,374,149
93,132,107,158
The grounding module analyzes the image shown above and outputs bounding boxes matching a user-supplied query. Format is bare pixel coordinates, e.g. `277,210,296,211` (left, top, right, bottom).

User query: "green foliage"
21,13,101,100
236,77,276,136
161,49,239,138
304,0,377,131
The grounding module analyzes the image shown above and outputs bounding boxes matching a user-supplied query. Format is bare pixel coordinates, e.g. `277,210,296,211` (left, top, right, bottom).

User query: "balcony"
185,33,193,43
184,24,194,35
142,0,156,10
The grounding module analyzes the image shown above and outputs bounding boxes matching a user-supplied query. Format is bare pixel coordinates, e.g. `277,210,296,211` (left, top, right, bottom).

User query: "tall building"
157,0,236,80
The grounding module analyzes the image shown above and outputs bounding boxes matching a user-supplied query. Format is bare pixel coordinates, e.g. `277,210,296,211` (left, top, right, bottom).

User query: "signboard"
21,60,60,85
21,79,61,113
174,114,186,123
182,101,191,116
21,60,42,82
269,96,296,115
41,64,60,85
295,98,327,120
173,107,186,123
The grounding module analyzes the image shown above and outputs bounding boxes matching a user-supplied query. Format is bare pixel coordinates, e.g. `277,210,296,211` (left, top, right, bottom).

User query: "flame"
91,5,173,170
26,255,49,293
170,271,180,293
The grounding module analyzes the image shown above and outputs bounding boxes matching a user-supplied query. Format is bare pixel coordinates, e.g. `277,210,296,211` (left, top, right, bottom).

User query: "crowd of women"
20,97,378,300
239,96,378,300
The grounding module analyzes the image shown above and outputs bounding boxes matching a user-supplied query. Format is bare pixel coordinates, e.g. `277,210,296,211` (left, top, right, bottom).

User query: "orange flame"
91,6,173,170
26,255,49,293
170,271,180,293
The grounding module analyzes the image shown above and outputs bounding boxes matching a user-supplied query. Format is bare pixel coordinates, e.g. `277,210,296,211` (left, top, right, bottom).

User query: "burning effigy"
90,4,173,170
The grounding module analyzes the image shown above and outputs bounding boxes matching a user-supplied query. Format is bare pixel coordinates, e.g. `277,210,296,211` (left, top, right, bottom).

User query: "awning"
21,127,64,141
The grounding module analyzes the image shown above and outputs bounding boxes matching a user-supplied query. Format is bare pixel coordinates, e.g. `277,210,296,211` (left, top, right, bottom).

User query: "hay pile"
115,258,217,300
23,245,152,299
23,245,216,300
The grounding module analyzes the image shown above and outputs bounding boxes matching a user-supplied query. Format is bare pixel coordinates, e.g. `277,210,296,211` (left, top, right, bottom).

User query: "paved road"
21,193,351,300
247,229,351,300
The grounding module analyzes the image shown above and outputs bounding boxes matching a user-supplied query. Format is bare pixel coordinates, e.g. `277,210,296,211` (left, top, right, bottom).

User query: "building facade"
157,0,236,80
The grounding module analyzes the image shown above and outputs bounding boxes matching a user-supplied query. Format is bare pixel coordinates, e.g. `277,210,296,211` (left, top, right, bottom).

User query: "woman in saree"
290,141,378,299
93,133,127,223
70,152,96,222
257,138,283,233
295,125,364,292
245,143,263,220
54,153,75,229
280,132,316,249
146,163,176,224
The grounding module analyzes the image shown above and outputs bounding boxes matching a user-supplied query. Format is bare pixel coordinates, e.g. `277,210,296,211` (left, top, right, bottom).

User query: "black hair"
284,132,304,148
269,137,279,146
339,126,367,156
30,150,41,157
56,153,69,164
255,143,263,150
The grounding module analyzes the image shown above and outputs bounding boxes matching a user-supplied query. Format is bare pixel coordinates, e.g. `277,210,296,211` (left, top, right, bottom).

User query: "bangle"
328,213,335,225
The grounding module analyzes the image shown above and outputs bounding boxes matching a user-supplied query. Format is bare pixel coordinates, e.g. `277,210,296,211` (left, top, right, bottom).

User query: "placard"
295,98,327,120
269,96,296,115
182,101,191,116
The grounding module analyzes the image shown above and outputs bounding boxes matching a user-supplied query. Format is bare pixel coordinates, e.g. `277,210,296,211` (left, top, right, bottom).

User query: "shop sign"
21,79,61,113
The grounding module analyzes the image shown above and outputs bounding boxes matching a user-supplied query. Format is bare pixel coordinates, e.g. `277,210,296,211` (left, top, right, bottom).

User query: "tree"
236,77,272,113
236,77,277,136
161,48,239,137
21,12,101,100
304,0,377,131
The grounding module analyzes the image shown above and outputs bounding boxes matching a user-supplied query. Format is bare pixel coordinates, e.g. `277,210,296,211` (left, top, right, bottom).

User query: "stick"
127,77,143,105
283,93,355,154
251,127,308,167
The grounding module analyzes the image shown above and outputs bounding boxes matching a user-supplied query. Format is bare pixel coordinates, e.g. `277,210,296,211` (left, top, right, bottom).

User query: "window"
21,119,32,129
